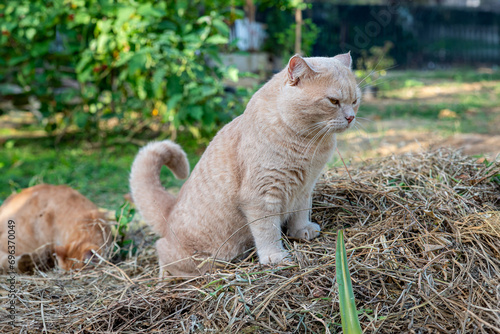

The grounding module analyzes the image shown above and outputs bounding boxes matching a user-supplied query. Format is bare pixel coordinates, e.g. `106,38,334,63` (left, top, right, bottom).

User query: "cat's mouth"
327,119,355,133
345,119,356,130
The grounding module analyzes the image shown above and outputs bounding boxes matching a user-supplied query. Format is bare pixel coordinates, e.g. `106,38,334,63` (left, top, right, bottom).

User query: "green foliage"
259,0,320,60
0,0,246,140
275,18,319,60
481,158,500,185
115,202,135,240
114,201,136,258
336,230,362,334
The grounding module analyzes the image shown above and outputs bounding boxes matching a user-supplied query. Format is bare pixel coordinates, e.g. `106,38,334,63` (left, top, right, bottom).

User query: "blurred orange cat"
0,184,110,272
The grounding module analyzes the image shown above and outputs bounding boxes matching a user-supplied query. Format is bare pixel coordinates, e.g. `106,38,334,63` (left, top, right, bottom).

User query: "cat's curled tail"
129,140,189,234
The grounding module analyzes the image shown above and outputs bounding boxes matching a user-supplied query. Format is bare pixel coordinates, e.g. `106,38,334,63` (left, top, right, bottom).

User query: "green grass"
0,138,199,209
358,68,500,135
382,68,500,88
359,102,496,135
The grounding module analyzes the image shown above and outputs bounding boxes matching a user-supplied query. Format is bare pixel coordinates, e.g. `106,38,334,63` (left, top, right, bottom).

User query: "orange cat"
0,184,110,272
130,53,360,277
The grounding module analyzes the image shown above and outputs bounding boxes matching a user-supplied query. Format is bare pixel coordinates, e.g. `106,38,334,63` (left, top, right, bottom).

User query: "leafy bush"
0,0,247,140
274,18,319,61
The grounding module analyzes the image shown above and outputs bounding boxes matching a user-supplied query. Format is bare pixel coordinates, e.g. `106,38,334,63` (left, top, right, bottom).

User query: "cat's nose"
345,116,355,124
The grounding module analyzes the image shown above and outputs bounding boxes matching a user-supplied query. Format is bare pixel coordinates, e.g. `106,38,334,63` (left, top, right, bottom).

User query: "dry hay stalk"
1,148,499,333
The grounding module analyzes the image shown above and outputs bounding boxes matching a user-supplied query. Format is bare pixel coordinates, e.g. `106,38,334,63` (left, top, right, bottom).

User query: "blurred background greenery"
1,0,499,208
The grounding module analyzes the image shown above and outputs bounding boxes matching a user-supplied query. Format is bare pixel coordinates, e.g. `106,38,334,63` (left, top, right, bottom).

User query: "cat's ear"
333,51,352,69
287,55,316,86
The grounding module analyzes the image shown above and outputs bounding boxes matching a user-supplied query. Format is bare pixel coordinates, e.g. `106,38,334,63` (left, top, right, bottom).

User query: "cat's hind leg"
156,237,203,277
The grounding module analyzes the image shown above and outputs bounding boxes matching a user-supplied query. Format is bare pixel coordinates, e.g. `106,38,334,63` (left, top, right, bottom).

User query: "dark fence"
309,3,500,68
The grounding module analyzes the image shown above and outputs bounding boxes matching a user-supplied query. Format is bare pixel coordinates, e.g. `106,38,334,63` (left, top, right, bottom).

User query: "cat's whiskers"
359,76,385,90
301,128,324,156
302,125,329,158
296,121,329,136
358,65,398,91
358,76,391,90
297,124,328,149
297,125,325,140
311,125,334,162
296,121,329,151
353,121,368,132
353,125,366,139
357,61,397,89
356,56,386,88
351,124,376,152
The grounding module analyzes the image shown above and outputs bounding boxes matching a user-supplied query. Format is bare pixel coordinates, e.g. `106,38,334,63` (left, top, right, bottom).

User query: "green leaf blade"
336,230,362,334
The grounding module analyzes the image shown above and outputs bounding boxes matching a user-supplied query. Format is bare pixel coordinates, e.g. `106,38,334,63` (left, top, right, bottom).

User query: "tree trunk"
295,7,303,55
245,0,255,23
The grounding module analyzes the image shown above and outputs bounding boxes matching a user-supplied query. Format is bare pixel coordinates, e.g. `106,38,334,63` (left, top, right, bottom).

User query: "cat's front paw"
259,251,290,265
289,222,321,241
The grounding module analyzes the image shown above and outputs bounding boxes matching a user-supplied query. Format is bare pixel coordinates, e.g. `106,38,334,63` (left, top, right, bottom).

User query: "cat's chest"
259,158,326,198
241,130,335,201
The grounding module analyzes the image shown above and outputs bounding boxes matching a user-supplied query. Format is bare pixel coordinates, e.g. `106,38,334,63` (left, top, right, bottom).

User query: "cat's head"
277,52,361,134
54,241,102,271
54,210,109,271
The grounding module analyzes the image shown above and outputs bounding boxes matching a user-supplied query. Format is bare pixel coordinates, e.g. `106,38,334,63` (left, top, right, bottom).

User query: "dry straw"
1,148,499,333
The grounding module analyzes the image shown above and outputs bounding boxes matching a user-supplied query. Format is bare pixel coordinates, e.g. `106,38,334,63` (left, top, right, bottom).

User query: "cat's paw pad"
290,222,321,240
259,251,290,265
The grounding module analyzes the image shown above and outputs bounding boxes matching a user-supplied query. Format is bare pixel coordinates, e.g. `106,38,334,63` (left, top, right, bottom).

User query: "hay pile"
1,149,499,333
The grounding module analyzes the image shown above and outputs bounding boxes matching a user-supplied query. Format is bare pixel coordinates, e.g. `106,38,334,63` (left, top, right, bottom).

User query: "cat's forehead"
305,57,355,82
304,57,349,72
303,57,358,97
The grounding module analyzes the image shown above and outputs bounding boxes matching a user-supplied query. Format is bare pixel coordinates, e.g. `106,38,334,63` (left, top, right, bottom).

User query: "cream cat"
0,184,110,272
130,53,360,277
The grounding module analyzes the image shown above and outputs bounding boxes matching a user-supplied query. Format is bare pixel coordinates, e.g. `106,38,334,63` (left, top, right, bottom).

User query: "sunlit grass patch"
0,139,198,208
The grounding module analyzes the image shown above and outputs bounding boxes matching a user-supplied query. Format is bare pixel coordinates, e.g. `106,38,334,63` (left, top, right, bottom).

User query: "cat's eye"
328,97,340,106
